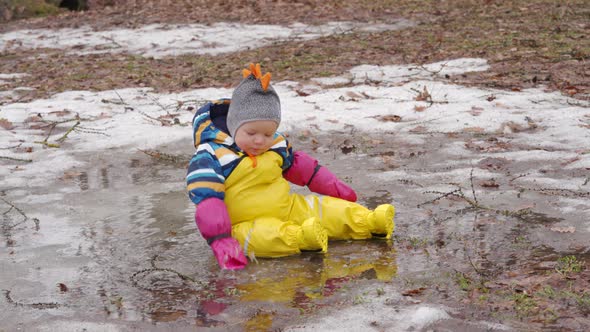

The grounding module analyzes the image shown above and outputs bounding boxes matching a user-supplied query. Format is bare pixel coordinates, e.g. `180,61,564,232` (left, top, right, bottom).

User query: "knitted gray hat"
227,63,281,137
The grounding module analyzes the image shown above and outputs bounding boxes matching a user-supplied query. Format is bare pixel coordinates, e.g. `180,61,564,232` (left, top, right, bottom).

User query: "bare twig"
0,142,23,150
417,188,463,208
74,125,110,137
0,155,32,163
418,186,532,220
56,121,80,143
469,167,478,206
3,290,61,309
130,254,207,291
138,149,187,165
1,197,40,230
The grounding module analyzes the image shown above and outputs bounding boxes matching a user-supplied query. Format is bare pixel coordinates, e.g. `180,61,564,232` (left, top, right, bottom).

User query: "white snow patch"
1,58,588,201
0,21,412,58
287,304,450,331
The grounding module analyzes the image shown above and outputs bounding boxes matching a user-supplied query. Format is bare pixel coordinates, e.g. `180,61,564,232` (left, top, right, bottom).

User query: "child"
186,63,395,270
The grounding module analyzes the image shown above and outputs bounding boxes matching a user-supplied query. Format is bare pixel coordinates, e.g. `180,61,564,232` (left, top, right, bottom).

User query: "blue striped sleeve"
186,143,225,204
269,132,294,171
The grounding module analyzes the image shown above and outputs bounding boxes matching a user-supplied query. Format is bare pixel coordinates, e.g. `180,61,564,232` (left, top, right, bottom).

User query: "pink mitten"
195,197,247,270
284,151,357,202
210,237,248,270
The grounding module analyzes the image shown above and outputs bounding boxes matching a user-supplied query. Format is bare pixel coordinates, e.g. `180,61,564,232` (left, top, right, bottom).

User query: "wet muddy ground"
2,1,589,330
2,125,589,331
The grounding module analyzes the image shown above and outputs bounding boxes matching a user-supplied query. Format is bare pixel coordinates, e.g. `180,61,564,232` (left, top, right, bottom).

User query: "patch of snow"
0,20,412,58
2,59,589,196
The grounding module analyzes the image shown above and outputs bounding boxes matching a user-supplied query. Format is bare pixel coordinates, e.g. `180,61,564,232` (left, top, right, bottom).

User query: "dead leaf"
48,110,72,117
0,118,14,130
415,86,431,102
378,115,402,122
158,113,180,119
346,91,365,100
463,127,485,133
409,126,427,133
561,157,580,166
369,139,384,145
62,171,84,180
58,283,68,292
550,226,575,233
480,179,499,188
414,105,427,112
24,115,43,123
402,287,427,296
477,157,510,170
469,106,484,116
340,140,355,154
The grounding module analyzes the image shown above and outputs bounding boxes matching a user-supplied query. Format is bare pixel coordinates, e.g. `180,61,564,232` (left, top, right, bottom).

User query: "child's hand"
284,151,357,202
307,166,357,202
210,237,248,270
195,197,248,270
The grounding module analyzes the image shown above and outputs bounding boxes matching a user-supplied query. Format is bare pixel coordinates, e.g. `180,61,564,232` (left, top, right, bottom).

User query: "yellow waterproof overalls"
225,151,395,258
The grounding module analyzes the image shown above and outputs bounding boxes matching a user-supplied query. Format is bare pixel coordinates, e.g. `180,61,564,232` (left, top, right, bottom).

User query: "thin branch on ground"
74,125,110,137
34,122,59,148
1,197,40,230
56,121,80,143
519,187,590,198
470,167,479,206
130,254,207,292
0,155,32,163
0,142,23,150
34,119,81,148
138,149,188,166
418,186,532,219
417,188,463,208
2,290,61,309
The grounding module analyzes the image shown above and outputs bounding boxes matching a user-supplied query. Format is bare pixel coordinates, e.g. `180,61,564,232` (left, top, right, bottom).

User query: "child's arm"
187,145,247,270
283,150,357,202
195,198,247,270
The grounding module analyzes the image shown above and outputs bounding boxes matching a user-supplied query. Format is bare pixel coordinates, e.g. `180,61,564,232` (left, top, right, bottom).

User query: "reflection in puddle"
130,240,398,329
77,171,89,191
100,168,109,189
517,211,563,224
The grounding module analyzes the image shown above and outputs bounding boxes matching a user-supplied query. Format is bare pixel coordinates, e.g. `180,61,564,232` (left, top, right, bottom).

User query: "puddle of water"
2,130,589,331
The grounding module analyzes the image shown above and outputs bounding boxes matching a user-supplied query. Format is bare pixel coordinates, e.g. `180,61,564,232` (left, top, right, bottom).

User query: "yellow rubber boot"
367,204,395,239
297,217,328,253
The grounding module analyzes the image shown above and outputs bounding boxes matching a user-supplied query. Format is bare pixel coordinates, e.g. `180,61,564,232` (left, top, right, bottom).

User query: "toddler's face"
234,120,278,156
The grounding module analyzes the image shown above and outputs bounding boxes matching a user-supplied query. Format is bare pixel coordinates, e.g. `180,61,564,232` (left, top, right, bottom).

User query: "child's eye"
265,134,272,137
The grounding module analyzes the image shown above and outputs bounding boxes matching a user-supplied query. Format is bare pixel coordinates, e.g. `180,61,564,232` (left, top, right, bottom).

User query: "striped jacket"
186,99,294,205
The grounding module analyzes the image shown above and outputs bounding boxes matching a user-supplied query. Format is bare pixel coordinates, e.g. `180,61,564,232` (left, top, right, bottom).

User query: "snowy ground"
1,21,590,331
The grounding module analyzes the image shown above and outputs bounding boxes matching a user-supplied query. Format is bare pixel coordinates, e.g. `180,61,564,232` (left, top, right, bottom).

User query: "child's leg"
231,217,328,258
290,194,395,240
